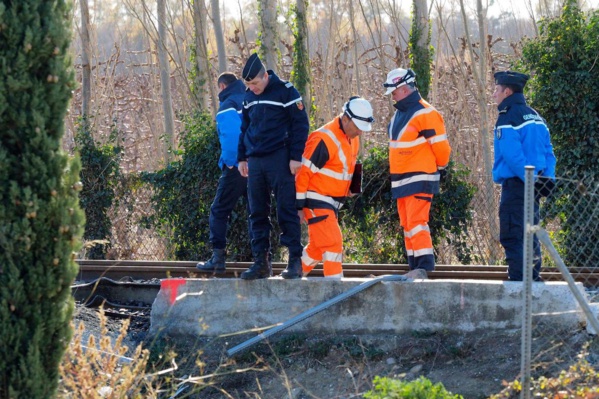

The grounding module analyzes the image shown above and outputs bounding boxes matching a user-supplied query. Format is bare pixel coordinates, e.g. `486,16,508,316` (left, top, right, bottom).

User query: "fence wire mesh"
519,170,599,398
80,170,599,273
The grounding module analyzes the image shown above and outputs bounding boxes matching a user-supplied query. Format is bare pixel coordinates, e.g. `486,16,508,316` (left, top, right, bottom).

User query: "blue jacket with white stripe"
217,79,246,169
493,93,556,184
238,71,309,161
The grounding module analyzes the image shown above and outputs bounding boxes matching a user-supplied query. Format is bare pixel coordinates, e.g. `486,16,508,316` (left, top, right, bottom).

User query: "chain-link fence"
78,180,170,260
517,168,599,398
80,167,599,282
81,168,598,269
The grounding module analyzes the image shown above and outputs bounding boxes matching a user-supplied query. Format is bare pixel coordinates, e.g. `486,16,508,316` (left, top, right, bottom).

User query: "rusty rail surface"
75,260,599,287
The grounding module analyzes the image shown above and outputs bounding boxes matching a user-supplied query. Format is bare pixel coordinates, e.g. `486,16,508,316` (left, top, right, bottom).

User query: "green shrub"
520,1,599,266
489,357,599,399
342,145,476,264
364,376,462,399
142,112,254,261
142,118,474,263
76,119,122,259
364,376,463,398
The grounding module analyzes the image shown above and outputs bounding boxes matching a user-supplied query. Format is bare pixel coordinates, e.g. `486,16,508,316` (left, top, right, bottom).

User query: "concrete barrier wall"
150,278,586,337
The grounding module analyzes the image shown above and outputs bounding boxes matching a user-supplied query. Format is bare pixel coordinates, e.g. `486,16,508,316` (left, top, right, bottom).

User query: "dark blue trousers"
209,166,251,249
247,150,302,258
499,178,541,281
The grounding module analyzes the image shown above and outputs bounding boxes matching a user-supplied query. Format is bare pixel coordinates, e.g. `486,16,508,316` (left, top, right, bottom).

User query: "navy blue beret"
242,53,265,81
494,71,530,90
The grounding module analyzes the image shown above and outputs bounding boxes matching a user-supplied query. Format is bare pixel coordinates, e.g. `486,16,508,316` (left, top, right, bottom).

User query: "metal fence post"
520,166,535,399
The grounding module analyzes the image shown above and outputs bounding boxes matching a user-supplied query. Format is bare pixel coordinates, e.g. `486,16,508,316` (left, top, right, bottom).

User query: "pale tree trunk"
292,0,311,115
523,0,540,36
411,0,431,99
459,0,501,262
348,0,361,95
413,0,428,50
192,0,217,114
157,0,176,162
259,0,279,71
211,0,227,72
79,0,91,123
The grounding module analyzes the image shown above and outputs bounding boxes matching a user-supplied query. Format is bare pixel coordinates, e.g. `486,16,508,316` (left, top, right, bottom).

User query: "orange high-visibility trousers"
301,208,344,278
397,193,435,271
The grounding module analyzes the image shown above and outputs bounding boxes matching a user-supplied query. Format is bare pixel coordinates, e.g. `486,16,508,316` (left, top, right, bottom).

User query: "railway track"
75,260,599,287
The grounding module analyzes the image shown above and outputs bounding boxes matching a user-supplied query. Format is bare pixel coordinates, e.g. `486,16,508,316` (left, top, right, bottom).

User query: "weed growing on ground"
490,355,599,398
59,309,157,398
364,376,464,398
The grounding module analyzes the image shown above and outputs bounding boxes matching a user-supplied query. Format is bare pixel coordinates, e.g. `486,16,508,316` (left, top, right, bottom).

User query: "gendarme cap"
242,53,265,81
494,71,530,90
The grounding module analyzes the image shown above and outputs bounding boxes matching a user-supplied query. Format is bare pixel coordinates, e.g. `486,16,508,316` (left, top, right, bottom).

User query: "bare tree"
79,0,92,121
349,0,362,94
411,0,431,99
157,0,176,161
259,0,279,70
359,0,388,76
211,0,227,72
192,0,217,113
292,0,311,114
458,0,501,262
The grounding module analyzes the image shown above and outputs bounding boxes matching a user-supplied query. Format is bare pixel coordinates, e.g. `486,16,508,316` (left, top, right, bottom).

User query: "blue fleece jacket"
217,79,245,168
493,93,556,183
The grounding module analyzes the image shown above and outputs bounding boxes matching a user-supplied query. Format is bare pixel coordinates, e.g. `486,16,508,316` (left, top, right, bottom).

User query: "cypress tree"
0,1,83,398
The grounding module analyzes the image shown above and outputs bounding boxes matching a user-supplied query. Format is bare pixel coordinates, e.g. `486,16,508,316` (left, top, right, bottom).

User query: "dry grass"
58,309,158,398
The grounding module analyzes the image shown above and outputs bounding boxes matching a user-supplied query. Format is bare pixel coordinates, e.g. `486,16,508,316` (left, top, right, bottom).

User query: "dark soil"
73,302,598,399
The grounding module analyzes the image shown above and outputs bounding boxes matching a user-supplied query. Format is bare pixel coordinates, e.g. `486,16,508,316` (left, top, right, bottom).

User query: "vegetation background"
3,0,599,397
70,0,597,265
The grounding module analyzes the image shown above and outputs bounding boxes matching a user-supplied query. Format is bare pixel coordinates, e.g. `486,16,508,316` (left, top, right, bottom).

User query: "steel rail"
75,260,599,286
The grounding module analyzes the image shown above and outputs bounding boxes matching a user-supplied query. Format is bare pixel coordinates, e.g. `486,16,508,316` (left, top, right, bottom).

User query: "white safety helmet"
383,68,416,95
342,97,374,132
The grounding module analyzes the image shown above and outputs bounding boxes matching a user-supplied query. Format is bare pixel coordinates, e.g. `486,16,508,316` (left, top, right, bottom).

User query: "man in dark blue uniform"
237,53,309,280
197,72,251,274
492,70,556,281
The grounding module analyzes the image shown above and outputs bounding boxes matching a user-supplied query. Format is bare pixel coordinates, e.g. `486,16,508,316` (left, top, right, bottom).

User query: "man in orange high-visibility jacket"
383,68,451,275
294,97,374,278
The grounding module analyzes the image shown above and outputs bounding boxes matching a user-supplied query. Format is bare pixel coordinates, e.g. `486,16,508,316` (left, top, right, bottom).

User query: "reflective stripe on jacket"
216,79,245,169
295,117,359,211
387,91,451,199
238,70,309,161
492,93,556,184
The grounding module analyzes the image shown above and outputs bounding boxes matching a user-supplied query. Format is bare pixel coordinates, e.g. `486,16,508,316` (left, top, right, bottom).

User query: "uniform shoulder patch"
495,128,502,140
285,82,294,88
296,100,304,111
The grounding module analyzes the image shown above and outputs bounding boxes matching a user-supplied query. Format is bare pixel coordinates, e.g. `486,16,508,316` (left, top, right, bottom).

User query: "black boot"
196,249,226,274
240,252,272,280
281,257,302,279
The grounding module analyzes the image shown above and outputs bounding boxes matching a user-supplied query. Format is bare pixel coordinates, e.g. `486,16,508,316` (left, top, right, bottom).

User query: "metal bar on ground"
226,274,407,357
537,228,599,335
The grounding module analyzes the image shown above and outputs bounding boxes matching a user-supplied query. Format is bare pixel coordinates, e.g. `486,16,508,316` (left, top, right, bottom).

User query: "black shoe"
281,257,302,279
241,253,272,280
196,249,226,274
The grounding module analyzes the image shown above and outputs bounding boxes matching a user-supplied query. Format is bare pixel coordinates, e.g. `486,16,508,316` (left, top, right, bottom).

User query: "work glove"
438,168,447,183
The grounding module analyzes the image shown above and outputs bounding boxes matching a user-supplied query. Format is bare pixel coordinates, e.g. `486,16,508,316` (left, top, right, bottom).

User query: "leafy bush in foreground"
489,357,599,399
364,376,463,399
